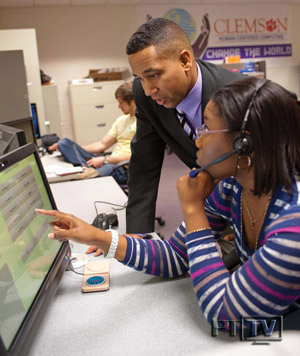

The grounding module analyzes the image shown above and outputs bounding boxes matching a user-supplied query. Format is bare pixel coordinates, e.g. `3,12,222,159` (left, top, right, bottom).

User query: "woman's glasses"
195,123,229,138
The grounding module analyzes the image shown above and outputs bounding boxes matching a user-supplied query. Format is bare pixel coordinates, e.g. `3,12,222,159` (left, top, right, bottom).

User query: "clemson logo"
266,19,277,32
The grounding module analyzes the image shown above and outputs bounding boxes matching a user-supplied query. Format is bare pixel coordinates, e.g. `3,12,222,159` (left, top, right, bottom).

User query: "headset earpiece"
232,133,253,156
232,79,268,157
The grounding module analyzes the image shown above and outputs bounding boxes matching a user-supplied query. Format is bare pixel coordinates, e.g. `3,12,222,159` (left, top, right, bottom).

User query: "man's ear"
179,50,193,71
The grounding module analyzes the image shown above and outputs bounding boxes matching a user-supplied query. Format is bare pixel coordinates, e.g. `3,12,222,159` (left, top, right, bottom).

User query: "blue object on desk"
86,276,105,286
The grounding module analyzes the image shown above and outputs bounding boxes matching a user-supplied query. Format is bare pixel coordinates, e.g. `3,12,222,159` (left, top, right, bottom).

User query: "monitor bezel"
0,143,70,356
0,123,27,155
2,117,37,146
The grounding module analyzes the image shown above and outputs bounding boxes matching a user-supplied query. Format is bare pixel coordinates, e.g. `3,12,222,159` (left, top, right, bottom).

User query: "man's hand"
48,142,59,151
87,156,105,168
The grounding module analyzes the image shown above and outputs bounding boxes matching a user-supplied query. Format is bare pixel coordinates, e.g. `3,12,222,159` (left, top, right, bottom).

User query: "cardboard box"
89,69,122,82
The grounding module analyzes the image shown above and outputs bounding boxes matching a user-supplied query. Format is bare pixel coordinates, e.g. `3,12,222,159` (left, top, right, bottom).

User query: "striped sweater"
121,176,300,325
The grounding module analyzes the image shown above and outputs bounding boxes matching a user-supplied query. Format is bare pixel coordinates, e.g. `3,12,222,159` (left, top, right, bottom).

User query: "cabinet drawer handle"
97,123,106,127
93,86,103,90
95,105,104,109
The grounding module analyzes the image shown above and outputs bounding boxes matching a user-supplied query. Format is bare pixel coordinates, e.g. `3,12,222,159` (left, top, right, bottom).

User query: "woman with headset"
37,77,300,328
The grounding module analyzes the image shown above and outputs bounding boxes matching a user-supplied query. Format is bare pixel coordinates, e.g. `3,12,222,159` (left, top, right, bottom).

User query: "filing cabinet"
69,80,123,145
42,84,63,138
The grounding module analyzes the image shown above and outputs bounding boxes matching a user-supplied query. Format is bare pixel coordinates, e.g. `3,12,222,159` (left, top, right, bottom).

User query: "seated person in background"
37,77,300,329
49,81,136,182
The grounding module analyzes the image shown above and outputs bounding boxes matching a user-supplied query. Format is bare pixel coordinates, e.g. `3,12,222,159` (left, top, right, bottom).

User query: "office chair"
111,159,130,194
111,161,166,230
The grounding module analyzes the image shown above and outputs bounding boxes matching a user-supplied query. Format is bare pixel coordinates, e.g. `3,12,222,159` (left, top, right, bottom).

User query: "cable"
93,200,127,217
228,154,240,224
67,257,85,275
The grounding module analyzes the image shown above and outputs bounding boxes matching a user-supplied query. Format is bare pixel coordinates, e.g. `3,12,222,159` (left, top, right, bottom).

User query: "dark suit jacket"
126,59,242,233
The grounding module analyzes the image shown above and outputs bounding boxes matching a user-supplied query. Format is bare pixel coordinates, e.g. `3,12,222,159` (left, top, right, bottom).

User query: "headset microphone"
189,148,238,178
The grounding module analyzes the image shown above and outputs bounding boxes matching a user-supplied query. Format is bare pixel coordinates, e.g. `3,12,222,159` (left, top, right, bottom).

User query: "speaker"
232,133,253,155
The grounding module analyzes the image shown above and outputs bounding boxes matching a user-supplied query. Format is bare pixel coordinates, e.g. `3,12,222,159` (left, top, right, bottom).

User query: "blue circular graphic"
86,275,105,286
164,8,196,43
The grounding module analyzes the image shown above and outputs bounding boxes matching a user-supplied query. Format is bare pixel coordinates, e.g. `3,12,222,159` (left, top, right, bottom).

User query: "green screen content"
0,154,61,350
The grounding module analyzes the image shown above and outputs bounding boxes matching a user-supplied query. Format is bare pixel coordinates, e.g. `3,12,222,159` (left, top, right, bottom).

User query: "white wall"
267,3,300,96
0,28,48,134
0,6,137,139
0,4,299,139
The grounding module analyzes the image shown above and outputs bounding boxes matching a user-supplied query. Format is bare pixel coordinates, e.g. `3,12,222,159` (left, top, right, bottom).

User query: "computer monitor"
30,104,41,139
0,143,70,356
0,124,26,156
2,117,37,147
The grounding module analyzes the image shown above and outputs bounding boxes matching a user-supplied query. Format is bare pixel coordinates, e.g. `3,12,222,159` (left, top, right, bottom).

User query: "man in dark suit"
126,18,241,233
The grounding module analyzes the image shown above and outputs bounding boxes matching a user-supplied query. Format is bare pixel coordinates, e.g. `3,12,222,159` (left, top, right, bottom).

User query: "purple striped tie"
175,109,196,141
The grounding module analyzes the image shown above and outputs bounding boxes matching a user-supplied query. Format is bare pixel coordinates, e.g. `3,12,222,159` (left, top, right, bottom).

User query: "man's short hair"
115,81,134,104
126,18,192,57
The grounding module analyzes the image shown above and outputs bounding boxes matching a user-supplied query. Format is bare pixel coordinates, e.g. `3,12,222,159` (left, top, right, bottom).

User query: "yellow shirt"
108,114,136,157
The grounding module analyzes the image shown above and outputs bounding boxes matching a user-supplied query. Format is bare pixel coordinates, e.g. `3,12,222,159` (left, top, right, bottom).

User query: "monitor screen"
0,124,27,156
30,104,41,139
0,143,70,356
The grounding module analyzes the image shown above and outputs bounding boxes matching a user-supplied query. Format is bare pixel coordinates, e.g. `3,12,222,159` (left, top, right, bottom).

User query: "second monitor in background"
30,103,41,139
0,124,26,156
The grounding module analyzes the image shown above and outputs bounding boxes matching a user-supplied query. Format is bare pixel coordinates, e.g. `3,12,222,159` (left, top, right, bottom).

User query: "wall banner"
136,5,293,66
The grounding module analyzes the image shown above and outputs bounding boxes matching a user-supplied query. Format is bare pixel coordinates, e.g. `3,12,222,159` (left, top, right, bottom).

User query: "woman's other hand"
176,171,215,214
86,245,103,256
176,171,216,232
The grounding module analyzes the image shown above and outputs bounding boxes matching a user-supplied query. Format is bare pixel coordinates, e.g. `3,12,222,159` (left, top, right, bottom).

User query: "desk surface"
41,152,83,183
28,177,300,356
49,176,127,229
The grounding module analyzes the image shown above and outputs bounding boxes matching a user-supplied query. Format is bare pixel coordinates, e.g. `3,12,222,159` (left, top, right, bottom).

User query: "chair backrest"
111,160,130,195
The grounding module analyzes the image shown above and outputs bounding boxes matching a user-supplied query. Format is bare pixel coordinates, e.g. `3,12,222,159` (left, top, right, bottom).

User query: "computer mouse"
92,213,118,230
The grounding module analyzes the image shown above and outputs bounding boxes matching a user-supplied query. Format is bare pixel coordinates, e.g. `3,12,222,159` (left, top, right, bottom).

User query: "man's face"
128,45,193,108
117,97,133,115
